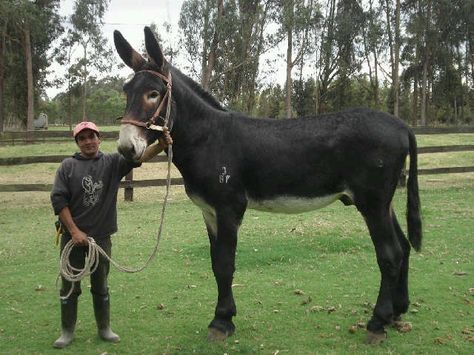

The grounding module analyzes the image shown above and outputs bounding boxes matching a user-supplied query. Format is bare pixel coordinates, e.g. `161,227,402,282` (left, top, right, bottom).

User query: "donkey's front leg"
206,206,243,341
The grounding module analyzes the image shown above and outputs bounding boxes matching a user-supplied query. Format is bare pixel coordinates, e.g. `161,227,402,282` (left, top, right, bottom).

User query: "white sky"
47,0,184,97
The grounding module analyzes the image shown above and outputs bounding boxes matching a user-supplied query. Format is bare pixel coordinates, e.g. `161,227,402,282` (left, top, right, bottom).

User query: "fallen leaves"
434,335,452,345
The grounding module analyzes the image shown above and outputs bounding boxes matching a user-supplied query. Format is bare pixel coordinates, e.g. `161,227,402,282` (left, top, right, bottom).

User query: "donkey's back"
230,108,411,212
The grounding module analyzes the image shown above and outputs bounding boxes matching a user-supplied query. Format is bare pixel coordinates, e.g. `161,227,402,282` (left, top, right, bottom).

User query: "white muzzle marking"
118,124,148,162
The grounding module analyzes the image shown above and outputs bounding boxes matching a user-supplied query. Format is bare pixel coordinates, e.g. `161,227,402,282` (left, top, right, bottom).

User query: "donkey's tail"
406,129,423,252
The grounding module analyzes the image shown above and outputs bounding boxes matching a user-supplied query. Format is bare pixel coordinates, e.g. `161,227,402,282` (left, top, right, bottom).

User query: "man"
50,121,141,348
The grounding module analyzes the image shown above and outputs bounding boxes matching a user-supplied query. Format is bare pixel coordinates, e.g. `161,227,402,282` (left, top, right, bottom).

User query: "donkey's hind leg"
362,206,403,344
206,205,244,341
390,211,412,329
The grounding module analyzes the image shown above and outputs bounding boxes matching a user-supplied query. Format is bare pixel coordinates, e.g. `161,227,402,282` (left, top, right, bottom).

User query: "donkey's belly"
247,191,350,214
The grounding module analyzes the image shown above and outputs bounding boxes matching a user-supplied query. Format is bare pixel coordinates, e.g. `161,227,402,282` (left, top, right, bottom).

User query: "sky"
47,0,184,97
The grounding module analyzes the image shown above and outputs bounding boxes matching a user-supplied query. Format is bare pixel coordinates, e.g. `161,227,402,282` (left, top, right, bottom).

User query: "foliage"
2,0,474,127
40,76,125,125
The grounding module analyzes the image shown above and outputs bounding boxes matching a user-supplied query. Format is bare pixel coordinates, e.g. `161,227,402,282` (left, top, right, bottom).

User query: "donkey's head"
114,27,173,162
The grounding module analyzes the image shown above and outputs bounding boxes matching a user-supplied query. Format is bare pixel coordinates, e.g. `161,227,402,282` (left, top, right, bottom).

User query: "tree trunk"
421,59,428,126
201,0,211,84
24,26,34,131
202,0,224,90
285,27,293,118
285,0,294,118
0,25,5,132
420,0,432,126
384,0,394,114
393,0,400,117
81,42,88,121
246,2,269,114
365,0,379,109
68,86,72,130
412,76,418,126
318,0,336,114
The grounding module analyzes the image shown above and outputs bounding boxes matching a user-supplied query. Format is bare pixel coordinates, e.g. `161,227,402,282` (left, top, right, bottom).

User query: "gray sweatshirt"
51,152,139,239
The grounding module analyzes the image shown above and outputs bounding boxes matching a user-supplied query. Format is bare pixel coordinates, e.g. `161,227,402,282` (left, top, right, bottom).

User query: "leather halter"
120,69,173,132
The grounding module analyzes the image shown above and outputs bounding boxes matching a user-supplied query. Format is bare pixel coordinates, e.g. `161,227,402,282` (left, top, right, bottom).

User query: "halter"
120,69,173,132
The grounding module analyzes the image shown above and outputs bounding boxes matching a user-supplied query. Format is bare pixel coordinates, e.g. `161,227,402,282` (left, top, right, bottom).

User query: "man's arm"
59,207,89,246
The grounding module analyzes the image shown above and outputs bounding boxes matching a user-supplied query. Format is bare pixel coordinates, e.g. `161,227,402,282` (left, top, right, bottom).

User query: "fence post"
124,170,134,202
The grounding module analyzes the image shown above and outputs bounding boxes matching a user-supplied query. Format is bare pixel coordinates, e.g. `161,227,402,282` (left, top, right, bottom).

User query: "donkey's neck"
170,69,228,145
170,87,228,148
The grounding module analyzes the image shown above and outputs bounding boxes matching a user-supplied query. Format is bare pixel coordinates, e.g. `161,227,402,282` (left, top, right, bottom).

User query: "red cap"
73,121,100,137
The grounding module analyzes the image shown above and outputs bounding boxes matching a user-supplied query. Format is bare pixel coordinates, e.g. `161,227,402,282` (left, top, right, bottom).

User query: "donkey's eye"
148,91,160,100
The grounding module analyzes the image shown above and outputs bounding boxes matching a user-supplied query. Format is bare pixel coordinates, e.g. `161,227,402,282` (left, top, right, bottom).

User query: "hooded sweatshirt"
51,152,139,239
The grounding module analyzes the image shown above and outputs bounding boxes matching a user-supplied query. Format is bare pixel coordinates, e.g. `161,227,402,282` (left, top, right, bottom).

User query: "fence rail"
0,130,118,145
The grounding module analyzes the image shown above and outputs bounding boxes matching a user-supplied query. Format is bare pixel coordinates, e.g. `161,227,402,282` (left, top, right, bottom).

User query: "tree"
332,0,364,110
315,0,338,114
293,77,316,116
278,0,320,117
61,0,113,121
382,0,401,117
0,0,62,131
180,0,276,113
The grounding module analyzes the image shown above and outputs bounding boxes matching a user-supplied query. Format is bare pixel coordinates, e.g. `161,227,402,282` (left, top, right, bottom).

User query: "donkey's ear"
144,26,166,70
113,30,146,72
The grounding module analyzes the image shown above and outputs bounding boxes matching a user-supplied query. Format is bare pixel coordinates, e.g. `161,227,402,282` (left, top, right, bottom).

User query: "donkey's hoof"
365,330,386,345
207,319,235,341
208,327,230,342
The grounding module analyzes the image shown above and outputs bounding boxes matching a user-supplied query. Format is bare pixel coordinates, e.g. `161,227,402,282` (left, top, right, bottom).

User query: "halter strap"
120,70,173,132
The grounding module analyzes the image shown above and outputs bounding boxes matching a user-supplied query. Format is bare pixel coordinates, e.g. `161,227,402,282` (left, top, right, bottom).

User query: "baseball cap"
73,121,100,137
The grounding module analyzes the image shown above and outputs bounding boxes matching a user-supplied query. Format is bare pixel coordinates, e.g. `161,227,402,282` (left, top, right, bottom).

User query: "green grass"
1,180,473,354
0,136,473,354
415,133,474,147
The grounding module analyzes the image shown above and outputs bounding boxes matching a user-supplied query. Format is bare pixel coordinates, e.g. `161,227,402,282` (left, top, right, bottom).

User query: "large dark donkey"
114,28,422,344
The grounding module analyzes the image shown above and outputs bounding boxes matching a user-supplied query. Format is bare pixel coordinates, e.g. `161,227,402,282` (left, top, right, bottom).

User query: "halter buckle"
146,123,164,132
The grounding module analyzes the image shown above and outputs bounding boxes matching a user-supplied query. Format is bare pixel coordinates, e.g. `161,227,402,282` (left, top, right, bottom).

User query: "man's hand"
59,206,89,246
71,229,89,246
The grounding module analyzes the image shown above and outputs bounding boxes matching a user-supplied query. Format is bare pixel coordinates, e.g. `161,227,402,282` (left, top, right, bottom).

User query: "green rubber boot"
53,297,77,348
92,294,120,343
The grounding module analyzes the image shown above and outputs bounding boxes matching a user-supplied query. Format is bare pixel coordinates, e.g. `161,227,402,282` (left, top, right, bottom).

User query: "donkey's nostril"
118,145,136,161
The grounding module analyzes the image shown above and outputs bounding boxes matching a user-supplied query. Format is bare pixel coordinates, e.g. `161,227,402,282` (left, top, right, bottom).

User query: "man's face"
76,129,100,158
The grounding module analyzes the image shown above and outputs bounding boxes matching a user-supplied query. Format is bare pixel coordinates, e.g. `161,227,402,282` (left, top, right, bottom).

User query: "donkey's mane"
170,66,227,112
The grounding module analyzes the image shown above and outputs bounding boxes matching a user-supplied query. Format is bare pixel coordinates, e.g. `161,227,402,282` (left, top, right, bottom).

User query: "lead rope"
59,72,174,300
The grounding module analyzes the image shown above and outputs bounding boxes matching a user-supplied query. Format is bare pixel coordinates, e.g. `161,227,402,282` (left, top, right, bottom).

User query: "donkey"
114,28,422,345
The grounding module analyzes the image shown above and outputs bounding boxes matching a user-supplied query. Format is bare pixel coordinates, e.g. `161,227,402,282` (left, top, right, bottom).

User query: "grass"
0,135,473,354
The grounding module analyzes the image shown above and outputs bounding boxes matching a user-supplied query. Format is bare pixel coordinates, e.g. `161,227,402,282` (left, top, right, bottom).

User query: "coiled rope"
58,146,173,300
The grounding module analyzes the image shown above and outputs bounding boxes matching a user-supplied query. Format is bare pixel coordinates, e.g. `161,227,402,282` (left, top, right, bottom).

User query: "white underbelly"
189,190,353,236
247,192,348,214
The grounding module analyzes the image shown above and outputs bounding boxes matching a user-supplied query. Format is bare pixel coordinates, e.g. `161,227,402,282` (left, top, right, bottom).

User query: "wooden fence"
0,130,118,145
1,127,473,201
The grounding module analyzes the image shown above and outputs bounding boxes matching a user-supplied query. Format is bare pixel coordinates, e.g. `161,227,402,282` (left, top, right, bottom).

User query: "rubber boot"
53,297,78,348
92,294,120,343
